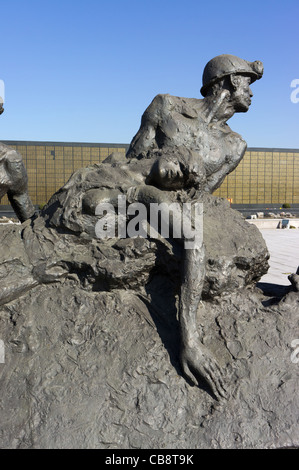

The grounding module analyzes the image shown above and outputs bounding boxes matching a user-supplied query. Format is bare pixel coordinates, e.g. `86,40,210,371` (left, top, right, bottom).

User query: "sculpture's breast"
158,97,246,175
160,113,246,178
202,126,247,175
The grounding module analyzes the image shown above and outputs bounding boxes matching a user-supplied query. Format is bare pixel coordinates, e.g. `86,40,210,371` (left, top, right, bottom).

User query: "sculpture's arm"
205,164,233,193
205,144,246,193
178,237,226,400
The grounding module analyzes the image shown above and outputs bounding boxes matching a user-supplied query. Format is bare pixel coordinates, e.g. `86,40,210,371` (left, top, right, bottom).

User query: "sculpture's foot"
180,340,227,401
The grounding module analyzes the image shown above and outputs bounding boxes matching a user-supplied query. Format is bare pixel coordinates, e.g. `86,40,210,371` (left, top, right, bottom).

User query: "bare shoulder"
146,94,202,119
150,93,199,106
145,93,173,113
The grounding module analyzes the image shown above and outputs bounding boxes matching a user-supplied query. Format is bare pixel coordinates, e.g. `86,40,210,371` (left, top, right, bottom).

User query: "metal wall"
213,148,299,204
1,141,129,206
1,142,299,206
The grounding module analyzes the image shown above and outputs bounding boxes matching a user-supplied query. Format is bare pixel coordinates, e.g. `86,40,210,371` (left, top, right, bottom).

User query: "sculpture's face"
230,75,253,113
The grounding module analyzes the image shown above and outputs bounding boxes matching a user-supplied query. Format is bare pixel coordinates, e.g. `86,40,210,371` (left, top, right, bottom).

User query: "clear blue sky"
1,0,298,148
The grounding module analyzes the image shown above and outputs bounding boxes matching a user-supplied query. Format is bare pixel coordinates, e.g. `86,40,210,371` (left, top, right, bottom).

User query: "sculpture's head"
201,54,263,113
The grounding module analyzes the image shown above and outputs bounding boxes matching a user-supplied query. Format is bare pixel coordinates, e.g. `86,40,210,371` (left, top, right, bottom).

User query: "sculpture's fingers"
181,361,198,387
203,366,226,400
207,360,227,396
214,377,227,400
159,168,166,178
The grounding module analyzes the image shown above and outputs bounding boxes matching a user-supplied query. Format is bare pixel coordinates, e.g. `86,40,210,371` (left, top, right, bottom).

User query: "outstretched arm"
179,242,226,400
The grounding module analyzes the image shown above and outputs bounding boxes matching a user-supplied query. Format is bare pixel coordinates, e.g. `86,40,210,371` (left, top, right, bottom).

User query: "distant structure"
214,147,299,205
0,140,298,207
0,141,129,207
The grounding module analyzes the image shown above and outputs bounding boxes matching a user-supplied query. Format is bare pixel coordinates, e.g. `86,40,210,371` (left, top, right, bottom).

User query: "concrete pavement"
259,229,299,286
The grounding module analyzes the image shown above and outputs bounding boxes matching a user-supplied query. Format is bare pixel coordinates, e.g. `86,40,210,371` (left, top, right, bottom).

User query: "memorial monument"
0,55,298,449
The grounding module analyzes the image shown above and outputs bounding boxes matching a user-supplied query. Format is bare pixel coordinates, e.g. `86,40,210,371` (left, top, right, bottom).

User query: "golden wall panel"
214,150,299,204
0,142,128,207
0,143,298,207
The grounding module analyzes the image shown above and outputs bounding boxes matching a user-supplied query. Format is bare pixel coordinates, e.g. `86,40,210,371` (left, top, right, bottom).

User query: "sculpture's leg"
5,156,35,222
7,191,35,223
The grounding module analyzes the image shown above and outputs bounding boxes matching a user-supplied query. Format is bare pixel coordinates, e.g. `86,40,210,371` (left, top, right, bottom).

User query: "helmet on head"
200,54,264,97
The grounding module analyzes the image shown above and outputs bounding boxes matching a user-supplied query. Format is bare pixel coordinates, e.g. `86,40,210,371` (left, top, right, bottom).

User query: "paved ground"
259,229,299,285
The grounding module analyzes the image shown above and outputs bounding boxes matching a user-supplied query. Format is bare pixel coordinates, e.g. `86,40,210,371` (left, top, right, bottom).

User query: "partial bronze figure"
126,54,264,398
43,55,264,399
0,101,35,222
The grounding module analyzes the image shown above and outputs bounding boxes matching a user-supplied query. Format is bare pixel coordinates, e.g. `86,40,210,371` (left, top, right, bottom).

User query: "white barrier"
247,218,299,229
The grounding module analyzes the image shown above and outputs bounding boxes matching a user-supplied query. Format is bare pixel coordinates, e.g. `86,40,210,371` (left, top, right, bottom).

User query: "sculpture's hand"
180,339,227,400
183,152,201,176
159,160,183,181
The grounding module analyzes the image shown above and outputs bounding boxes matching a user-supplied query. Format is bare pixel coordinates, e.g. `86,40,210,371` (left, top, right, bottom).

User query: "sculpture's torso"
127,94,247,191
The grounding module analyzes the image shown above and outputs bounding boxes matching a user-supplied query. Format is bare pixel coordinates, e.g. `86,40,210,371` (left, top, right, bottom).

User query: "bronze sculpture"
124,54,264,399
45,54,264,399
2,55,299,449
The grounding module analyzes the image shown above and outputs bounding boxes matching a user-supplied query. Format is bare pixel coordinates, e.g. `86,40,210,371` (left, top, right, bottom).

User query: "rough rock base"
0,278,298,449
